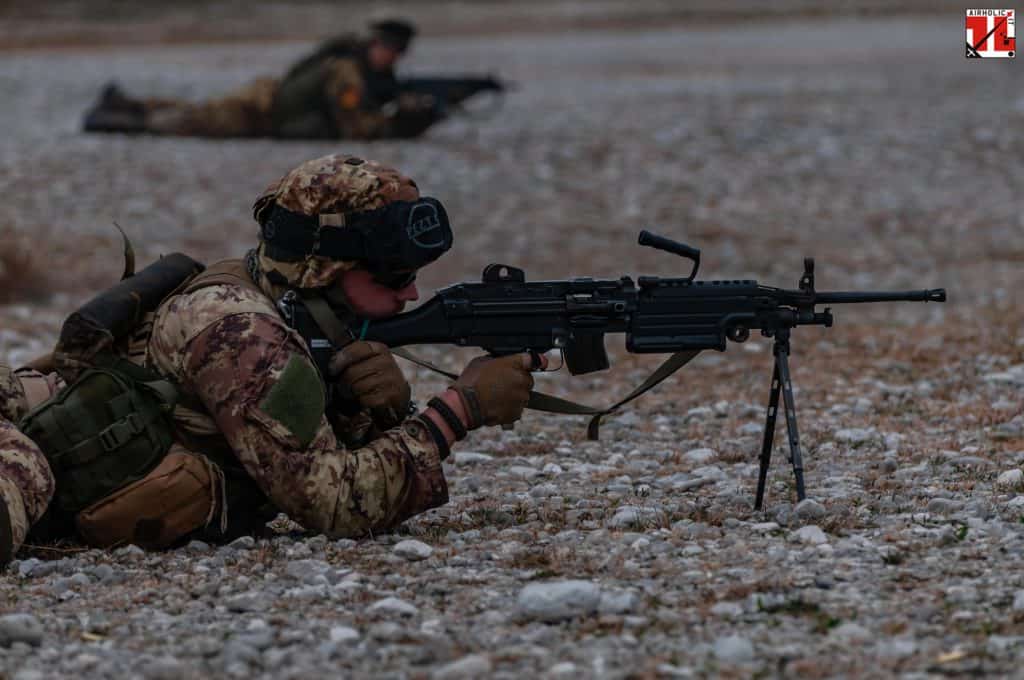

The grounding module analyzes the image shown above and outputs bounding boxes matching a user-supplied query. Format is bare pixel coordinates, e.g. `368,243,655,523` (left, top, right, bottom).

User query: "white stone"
509,466,540,480
795,499,827,521
710,601,744,619
791,525,828,545
542,463,564,476
530,483,560,498
692,465,726,481
547,662,578,678
829,622,871,643
738,422,763,436
607,506,661,529
598,589,639,615
368,597,419,617
329,626,360,642
835,428,875,445
685,406,714,421
877,637,918,659
0,613,43,646
516,581,601,622
997,469,1023,489
683,448,717,465
431,654,493,679
393,539,434,561
713,635,755,662
454,452,493,464
984,371,1024,386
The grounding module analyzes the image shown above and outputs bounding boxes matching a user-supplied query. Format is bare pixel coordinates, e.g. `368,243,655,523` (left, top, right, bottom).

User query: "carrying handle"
638,230,700,281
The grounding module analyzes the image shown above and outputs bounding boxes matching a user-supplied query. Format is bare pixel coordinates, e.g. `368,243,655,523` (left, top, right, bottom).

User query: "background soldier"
0,153,539,564
82,19,440,139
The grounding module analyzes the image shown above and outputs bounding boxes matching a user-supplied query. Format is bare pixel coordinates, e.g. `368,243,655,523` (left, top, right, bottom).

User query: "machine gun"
288,232,946,508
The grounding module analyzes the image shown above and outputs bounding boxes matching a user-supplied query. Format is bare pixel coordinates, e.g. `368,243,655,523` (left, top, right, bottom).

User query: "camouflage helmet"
252,154,420,289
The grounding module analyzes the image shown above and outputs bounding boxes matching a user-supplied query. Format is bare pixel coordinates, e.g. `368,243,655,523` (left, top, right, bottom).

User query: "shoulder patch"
259,354,325,448
338,87,362,110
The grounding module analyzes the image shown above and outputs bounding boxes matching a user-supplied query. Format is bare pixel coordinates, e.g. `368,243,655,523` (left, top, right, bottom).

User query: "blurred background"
0,0,1020,370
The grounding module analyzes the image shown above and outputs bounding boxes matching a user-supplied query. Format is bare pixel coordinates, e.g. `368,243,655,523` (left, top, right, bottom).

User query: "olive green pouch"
19,360,178,514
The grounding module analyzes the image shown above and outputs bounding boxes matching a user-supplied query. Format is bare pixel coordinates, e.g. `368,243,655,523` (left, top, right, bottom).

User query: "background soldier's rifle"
396,75,508,116
290,232,946,508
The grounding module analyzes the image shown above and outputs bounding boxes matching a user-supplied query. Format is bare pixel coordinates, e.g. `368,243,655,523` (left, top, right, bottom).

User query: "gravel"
1,2,1022,677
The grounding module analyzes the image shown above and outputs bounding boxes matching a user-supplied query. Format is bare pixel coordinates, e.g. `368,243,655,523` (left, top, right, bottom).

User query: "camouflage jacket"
271,42,438,140
147,266,449,538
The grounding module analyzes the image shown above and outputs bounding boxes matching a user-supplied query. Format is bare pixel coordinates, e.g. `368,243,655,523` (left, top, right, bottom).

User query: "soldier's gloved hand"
328,341,411,428
451,354,536,428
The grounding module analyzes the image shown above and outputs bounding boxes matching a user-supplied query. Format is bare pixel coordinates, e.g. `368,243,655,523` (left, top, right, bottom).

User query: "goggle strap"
260,205,368,261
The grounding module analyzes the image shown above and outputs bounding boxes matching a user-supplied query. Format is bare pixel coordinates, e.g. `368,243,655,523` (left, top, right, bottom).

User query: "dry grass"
0,233,53,303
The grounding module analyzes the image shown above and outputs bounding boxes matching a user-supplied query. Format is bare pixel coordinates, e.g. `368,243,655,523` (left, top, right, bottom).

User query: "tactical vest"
170,259,279,539
271,37,367,138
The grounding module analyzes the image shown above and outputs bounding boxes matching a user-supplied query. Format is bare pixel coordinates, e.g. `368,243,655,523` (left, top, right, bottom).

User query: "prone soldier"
82,19,444,140
0,153,539,563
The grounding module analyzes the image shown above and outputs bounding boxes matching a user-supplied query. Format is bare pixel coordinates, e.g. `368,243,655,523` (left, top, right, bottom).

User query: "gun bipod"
754,328,807,510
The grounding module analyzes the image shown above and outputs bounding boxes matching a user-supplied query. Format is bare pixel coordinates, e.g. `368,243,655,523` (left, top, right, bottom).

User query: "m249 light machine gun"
305,232,946,508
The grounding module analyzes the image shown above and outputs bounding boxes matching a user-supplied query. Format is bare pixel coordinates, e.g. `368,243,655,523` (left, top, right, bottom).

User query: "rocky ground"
0,4,1023,679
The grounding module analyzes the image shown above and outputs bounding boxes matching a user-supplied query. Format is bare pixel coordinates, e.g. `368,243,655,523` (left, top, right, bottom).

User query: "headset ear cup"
401,198,453,267
422,197,454,252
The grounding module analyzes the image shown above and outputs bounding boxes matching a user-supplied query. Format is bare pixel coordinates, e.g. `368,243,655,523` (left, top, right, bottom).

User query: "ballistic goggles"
259,197,453,277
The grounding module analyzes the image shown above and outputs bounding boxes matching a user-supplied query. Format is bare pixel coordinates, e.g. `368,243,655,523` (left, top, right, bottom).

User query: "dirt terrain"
0,3,1022,678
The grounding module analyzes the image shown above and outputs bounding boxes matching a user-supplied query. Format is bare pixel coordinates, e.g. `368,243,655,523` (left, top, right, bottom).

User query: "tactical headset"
259,197,453,276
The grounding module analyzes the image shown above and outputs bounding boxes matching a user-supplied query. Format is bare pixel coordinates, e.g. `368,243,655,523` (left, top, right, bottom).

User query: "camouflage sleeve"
322,58,438,139
322,58,394,139
0,418,55,553
0,365,65,423
177,311,448,538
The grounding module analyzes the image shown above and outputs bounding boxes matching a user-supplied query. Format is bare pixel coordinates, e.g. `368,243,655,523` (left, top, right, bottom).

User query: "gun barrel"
815,288,946,304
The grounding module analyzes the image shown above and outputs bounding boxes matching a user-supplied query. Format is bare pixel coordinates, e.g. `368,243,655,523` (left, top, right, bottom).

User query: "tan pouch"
75,447,226,549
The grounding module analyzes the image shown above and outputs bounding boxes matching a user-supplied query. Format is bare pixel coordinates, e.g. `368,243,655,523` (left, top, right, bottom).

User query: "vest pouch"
75,449,223,549
19,365,177,514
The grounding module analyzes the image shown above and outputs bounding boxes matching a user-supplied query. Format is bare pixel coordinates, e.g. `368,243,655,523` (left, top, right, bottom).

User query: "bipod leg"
775,343,806,502
754,360,782,511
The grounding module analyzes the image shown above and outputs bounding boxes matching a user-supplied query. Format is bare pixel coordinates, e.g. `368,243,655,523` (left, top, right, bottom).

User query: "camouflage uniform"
146,155,449,537
144,78,279,138
0,366,61,554
138,38,435,140
0,154,450,552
